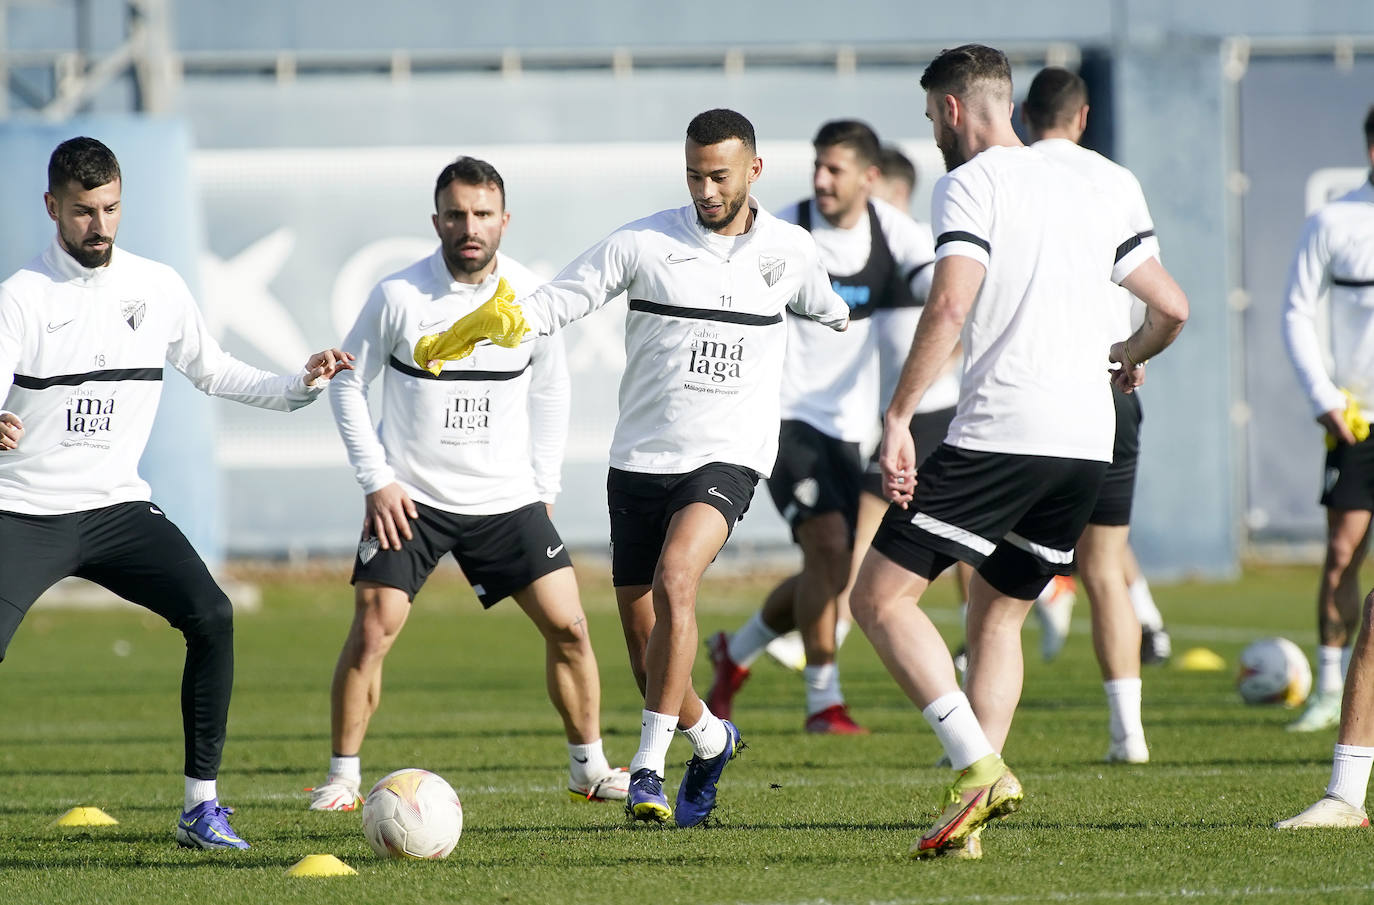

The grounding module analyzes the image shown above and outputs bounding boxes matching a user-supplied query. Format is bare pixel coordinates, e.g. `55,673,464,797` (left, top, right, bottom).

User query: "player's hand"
0,413,23,451
1108,341,1145,393
878,417,918,509
304,348,356,387
1319,409,1358,446
364,483,418,551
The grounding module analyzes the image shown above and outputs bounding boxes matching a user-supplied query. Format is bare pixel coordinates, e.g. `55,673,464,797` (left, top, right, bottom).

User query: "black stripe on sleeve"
388,355,530,381
12,367,163,390
627,299,782,326
1114,229,1156,263
935,231,990,253
1333,277,1374,288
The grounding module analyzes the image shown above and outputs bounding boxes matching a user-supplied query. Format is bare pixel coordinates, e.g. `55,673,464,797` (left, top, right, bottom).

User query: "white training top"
0,237,322,515
933,145,1155,462
517,199,850,476
1281,176,1374,419
330,250,568,516
1034,138,1158,343
776,197,937,442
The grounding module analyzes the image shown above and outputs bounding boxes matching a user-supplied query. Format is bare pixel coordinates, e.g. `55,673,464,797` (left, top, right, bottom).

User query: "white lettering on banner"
199,227,313,373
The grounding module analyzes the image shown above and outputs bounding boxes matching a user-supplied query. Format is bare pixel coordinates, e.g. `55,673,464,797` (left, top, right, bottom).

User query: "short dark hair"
1023,67,1089,134
813,119,881,167
877,145,917,192
48,136,120,194
686,108,756,155
919,44,1013,100
1365,105,1374,149
434,156,505,210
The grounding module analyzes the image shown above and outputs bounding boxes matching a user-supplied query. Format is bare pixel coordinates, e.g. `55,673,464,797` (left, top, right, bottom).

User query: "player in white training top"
419,109,849,827
706,120,934,736
307,157,628,813
1276,106,1374,829
1023,66,1170,764
0,137,351,851
847,45,1188,859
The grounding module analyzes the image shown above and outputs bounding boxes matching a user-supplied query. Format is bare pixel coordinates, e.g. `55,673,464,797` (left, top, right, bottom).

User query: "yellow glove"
412,277,529,376
1326,388,1371,450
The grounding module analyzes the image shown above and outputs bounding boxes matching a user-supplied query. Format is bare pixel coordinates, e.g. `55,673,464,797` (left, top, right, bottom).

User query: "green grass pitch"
1,561,1373,904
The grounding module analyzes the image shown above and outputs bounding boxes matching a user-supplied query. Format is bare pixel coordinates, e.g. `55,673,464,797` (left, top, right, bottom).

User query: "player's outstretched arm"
0,412,23,451
1112,258,1189,393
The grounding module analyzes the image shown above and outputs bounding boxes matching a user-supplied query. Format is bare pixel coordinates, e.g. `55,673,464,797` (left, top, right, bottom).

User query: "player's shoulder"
754,202,818,251
871,197,931,238
1312,181,1374,227
493,252,544,296
372,252,440,302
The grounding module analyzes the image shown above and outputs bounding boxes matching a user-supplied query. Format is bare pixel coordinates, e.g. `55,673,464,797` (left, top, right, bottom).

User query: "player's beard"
936,120,966,171
60,226,114,268
443,236,496,275
696,188,748,231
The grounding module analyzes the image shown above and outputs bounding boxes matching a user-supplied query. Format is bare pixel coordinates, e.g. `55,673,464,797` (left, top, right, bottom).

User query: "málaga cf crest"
758,255,785,288
121,299,146,331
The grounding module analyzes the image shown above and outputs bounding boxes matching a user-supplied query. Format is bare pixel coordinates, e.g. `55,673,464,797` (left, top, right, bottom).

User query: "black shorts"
767,419,863,539
862,406,956,497
871,444,1107,600
1322,435,1374,511
351,501,572,607
607,462,758,587
1089,386,1143,526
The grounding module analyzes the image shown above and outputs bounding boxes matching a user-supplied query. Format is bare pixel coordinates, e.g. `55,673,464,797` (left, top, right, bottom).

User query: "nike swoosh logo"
546,544,565,558
149,506,164,516
937,707,957,722
666,253,697,264
418,318,448,330
573,755,589,764
46,319,75,332
707,487,732,505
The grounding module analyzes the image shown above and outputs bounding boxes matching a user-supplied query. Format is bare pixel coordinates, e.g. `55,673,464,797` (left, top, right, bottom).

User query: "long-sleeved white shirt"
0,237,322,515
516,199,849,476
1281,176,1374,418
776,198,937,442
330,250,568,515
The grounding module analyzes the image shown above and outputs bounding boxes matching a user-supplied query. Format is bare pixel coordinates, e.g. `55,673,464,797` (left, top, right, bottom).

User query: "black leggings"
0,502,234,779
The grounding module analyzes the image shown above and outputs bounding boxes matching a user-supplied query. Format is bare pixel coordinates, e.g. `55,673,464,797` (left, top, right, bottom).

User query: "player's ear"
748,156,763,184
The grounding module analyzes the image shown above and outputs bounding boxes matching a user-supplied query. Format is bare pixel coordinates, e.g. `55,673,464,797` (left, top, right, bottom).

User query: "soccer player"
1021,65,1169,762
0,136,353,850
706,120,935,735
1278,106,1374,736
307,157,629,811
848,45,1188,859
420,109,849,826
874,144,918,212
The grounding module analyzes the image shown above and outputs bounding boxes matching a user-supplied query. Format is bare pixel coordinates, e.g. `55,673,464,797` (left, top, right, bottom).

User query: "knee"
654,560,700,613
179,588,233,640
804,537,852,594
848,581,885,632
543,611,591,653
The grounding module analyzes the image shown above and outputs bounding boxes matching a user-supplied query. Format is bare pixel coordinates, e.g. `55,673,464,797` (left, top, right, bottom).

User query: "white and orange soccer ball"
361,768,463,860
1236,637,1312,708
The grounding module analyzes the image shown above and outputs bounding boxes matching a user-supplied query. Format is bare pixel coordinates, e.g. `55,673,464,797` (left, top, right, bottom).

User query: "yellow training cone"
286,854,357,877
53,806,119,827
1177,647,1226,672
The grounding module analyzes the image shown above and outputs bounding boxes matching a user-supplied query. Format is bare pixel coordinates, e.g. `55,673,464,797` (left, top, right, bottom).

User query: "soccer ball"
361,768,463,860
1236,637,1312,707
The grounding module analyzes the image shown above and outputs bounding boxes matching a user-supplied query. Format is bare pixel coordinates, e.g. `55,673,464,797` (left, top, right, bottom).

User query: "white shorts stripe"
1005,531,1075,565
911,512,997,557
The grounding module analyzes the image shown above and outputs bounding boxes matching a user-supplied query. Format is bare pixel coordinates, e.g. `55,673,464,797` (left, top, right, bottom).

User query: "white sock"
727,612,778,669
568,739,611,782
629,710,678,777
184,777,217,812
835,618,853,649
1128,576,1163,631
803,662,845,716
1318,645,1345,695
1104,677,1145,744
922,691,995,770
1326,743,1374,808
679,706,728,760
329,754,361,784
